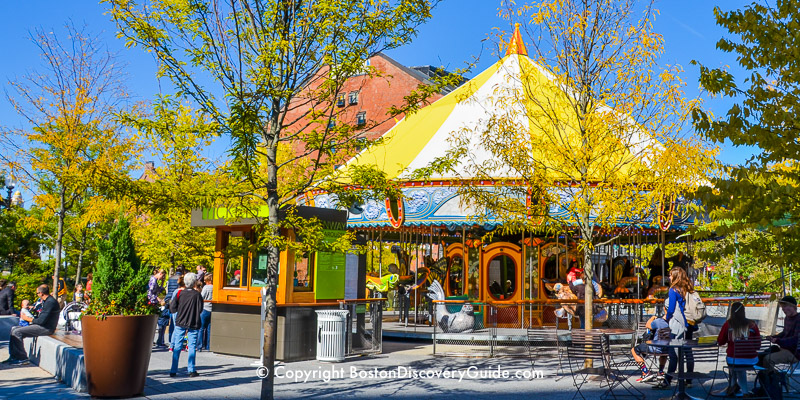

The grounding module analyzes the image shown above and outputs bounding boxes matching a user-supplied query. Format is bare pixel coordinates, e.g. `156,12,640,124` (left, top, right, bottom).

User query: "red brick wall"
284,53,444,147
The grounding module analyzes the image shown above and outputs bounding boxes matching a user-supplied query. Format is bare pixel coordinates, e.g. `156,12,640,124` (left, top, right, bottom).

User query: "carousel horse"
552,283,577,320
366,273,399,298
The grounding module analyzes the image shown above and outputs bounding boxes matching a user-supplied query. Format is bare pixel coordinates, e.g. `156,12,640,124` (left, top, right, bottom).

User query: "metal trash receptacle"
315,310,350,362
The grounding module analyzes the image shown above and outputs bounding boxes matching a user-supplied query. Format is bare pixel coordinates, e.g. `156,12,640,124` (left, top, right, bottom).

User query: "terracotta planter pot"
82,314,157,398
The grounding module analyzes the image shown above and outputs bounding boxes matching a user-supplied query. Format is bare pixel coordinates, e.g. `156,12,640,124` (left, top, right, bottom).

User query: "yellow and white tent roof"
340,27,649,182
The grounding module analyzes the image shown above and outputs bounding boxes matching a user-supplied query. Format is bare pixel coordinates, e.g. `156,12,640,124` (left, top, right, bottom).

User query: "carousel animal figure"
426,280,475,333
366,273,399,298
552,283,577,323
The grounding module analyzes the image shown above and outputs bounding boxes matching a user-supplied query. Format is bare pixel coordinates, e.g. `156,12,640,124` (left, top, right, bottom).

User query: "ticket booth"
191,205,364,361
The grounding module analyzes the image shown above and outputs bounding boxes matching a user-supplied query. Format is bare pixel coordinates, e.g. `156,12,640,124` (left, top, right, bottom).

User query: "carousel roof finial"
505,23,528,56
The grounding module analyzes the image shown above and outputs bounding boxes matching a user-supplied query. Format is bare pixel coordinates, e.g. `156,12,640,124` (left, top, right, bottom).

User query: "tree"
416,0,715,329
0,206,43,275
87,217,155,316
0,23,139,293
123,98,219,273
107,1,442,397
693,0,800,273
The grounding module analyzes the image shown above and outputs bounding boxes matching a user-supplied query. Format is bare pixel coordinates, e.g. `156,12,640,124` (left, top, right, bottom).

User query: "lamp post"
2,174,14,210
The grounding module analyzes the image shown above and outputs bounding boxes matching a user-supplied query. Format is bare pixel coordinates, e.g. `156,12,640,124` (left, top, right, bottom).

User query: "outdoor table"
647,338,717,400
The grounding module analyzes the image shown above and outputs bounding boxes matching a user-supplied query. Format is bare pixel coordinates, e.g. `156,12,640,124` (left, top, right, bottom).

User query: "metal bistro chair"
527,327,567,380
714,335,763,397
566,330,643,400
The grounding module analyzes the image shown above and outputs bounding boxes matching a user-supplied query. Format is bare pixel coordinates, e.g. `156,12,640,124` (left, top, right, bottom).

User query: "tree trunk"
75,226,88,286
261,120,281,400
54,187,66,295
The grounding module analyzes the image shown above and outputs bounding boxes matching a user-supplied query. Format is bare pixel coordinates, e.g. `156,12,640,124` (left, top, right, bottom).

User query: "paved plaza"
0,337,738,399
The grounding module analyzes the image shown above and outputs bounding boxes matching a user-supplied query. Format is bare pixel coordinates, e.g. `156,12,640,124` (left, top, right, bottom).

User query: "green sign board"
201,206,269,220
315,251,346,300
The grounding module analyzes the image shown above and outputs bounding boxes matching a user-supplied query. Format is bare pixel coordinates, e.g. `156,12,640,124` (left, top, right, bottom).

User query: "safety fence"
431,293,778,358
338,299,384,357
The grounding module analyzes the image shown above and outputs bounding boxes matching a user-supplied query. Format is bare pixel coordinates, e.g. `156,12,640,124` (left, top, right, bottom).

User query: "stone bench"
25,333,87,393
0,315,19,340
1,316,87,393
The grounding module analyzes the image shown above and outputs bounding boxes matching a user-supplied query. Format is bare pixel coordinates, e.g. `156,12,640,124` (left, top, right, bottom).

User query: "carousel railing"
431,294,778,358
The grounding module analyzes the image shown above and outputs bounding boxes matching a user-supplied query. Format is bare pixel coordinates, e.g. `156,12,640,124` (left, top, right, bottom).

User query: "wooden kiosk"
191,205,365,361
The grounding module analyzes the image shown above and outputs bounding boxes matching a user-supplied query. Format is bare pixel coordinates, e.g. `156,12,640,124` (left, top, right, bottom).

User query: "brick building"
284,53,457,159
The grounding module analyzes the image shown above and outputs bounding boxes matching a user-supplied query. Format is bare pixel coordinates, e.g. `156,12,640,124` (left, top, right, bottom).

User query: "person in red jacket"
716,302,760,396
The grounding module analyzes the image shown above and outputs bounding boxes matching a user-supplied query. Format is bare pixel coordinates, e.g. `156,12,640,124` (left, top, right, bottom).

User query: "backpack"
684,291,706,324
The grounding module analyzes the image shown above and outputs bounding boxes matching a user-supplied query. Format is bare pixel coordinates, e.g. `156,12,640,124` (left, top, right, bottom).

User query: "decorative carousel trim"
385,196,405,229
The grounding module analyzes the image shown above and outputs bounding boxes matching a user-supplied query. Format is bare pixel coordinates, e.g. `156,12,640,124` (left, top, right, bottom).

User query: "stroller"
58,301,88,333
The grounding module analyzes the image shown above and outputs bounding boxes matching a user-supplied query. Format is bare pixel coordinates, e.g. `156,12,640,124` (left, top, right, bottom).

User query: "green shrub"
85,218,157,316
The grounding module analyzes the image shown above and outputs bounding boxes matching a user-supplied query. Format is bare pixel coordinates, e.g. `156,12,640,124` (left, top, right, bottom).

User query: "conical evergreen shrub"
86,218,157,316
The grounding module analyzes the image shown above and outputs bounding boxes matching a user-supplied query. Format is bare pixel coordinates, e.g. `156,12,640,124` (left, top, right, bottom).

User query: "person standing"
195,265,206,287
73,284,85,304
52,275,67,308
0,280,16,315
85,273,93,300
169,272,203,377
654,267,696,390
149,269,169,347
198,275,213,351
164,268,184,348
3,285,60,365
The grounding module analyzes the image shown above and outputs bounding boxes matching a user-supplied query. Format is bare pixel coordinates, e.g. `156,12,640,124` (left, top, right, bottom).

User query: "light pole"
1,174,15,210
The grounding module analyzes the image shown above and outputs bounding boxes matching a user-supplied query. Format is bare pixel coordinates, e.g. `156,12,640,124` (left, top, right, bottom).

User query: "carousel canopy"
338,25,651,182
309,27,688,231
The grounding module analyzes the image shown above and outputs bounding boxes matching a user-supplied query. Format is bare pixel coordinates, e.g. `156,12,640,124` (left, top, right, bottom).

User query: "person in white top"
198,275,213,351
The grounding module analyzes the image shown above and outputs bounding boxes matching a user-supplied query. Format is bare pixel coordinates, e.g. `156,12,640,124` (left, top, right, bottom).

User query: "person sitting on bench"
3,285,60,365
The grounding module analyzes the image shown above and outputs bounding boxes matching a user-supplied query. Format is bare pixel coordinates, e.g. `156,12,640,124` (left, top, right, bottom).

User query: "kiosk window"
250,251,271,287
223,230,252,288
294,252,314,292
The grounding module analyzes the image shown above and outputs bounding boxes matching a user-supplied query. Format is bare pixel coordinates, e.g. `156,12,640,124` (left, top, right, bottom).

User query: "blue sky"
0,0,756,194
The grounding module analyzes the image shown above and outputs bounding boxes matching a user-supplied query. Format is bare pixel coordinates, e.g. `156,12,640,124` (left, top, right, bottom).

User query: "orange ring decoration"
658,196,676,231
385,196,405,229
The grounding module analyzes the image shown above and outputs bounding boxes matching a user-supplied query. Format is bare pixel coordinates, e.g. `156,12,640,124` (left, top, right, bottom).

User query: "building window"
356,136,368,151
356,112,366,126
336,93,345,107
327,118,336,129
348,91,359,105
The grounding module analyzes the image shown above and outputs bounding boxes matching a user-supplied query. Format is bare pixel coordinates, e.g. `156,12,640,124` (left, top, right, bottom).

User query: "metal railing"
338,299,384,357
431,295,777,358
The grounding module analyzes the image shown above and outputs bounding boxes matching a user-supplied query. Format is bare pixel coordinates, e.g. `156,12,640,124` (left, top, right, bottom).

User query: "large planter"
82,314,157,398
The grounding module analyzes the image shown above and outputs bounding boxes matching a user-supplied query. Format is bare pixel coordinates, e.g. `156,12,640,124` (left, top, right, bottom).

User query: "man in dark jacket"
3,285,60,365
169,272,204,377
0,280,15,315
763,295,800,370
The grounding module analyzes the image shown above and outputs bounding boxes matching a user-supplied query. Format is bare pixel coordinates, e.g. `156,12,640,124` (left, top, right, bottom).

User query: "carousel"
301,27,696,334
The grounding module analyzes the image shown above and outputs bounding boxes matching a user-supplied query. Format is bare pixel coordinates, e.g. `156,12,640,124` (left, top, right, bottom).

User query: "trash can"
315,310,350,362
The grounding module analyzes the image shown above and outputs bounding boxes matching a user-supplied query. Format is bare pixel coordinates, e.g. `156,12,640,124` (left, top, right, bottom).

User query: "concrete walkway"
1,338,737,399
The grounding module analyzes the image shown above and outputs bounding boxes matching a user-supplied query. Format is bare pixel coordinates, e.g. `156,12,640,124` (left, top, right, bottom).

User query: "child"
716,302,760,396
631,315,669,382
73,284,85,304
18,299,33,327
